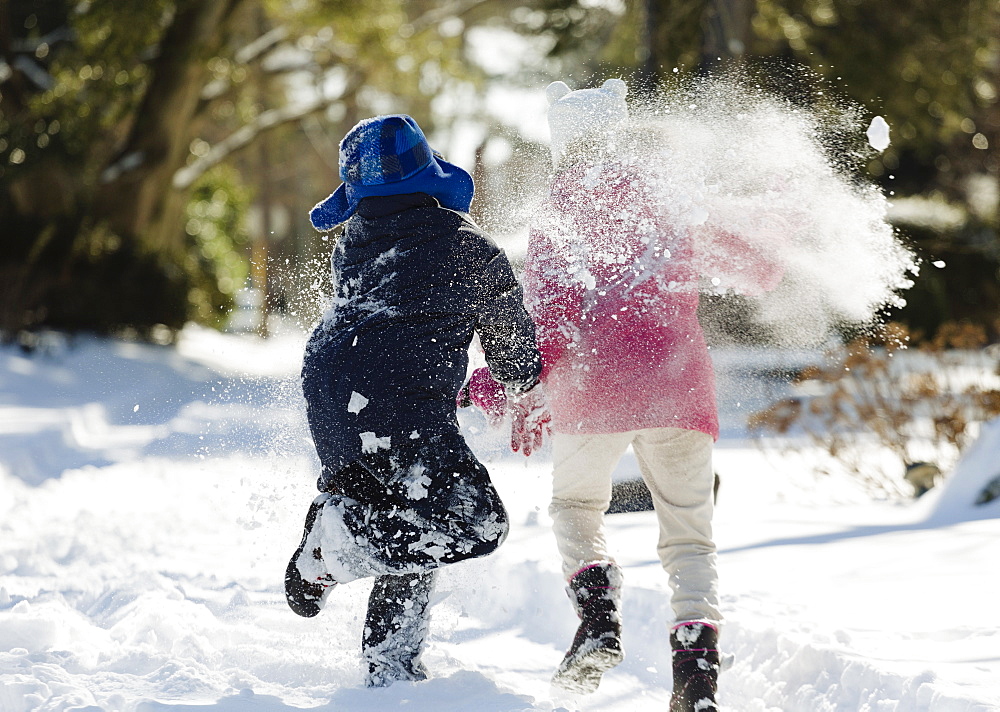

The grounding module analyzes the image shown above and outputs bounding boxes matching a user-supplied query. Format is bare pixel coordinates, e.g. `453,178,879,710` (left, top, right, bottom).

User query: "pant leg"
363,570,436,686
317,431,509,582
631,427,721,625
549,431,634,579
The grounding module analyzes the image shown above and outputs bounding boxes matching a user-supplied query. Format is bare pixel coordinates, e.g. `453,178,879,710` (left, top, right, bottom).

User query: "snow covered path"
1,328,998,711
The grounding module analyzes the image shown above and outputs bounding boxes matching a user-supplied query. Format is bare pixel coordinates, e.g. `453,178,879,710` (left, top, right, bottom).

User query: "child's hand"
510,387,551,457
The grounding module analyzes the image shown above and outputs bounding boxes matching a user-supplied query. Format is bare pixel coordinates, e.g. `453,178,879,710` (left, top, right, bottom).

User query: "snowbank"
1,328,998,711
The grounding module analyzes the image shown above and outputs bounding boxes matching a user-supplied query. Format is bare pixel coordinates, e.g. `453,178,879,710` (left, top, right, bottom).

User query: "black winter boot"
363,571,436,688
669,621,720,712
551,562,624,694
284,496,336,618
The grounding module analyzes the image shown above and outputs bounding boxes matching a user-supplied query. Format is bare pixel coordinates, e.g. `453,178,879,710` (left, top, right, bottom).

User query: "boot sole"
552,646,624,694
284,498,332,618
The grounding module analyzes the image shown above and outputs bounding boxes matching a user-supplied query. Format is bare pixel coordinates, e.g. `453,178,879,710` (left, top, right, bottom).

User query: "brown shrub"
749,322,1000,495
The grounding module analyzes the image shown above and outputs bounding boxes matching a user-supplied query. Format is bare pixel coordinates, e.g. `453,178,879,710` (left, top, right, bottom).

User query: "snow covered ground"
1,325,998,711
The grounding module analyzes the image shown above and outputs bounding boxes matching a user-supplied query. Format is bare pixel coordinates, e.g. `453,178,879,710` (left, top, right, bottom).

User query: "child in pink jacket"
468,78,782,709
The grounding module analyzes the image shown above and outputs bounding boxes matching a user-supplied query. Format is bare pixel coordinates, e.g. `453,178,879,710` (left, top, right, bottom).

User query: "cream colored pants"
549,427,721,625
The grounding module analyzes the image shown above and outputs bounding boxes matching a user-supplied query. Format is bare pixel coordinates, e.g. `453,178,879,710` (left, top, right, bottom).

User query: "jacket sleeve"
522,227,584,381
687,191,792,296
474,249,542,394
693,221,786,297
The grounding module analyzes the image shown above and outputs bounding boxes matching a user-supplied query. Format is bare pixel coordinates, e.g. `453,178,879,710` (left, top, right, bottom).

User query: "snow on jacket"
302,192,541,476
524,161,783,438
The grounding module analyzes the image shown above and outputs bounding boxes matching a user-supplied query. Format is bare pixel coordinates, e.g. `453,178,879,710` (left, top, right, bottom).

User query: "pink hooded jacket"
521,161,783,439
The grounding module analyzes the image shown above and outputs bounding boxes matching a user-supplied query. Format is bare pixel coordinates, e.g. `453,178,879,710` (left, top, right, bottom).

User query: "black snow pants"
308,429,509,681
315,429,509,578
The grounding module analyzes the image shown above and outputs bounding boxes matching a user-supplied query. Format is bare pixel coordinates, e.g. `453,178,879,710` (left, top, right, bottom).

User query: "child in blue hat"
286,114,541,687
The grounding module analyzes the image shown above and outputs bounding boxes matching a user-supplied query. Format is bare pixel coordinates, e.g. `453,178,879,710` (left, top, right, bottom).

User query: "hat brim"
309,185,351,231
309,156,474,231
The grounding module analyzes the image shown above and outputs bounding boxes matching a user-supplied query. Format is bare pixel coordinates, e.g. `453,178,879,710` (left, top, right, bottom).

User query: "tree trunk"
94,0,248,253
700,0,753,71
638,0,666,95
1,0,252,335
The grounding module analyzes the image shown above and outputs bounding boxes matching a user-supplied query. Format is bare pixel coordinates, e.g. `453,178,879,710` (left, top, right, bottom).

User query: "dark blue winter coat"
302,192,541,482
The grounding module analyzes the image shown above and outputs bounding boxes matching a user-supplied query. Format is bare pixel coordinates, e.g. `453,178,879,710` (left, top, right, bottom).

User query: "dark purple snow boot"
551,562,624,694
669,621,720,712
284,496,336,618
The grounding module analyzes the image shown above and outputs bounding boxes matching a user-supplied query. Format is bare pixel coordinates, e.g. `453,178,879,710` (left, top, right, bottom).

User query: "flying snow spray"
513,72,918,348
634,76,916,346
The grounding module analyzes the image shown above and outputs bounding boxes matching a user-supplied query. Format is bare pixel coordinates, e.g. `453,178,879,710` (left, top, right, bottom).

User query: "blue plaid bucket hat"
309,114,474,230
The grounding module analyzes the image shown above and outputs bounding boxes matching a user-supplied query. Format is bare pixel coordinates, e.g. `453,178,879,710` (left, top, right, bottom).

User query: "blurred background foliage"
185,164,252,328
1,0,998,341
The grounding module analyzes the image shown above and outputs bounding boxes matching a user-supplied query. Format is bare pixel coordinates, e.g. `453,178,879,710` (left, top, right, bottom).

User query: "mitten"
459,367,508,426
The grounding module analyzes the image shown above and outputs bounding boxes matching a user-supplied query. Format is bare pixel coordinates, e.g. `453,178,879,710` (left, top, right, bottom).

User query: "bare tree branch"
409,0,496,30
301,115,341,172
94,0,251,244
174,80,357,190
234,25,288,64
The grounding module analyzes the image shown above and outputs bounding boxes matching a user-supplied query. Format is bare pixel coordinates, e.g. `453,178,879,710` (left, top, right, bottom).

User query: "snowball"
866,116,890,152
347,391,369,414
